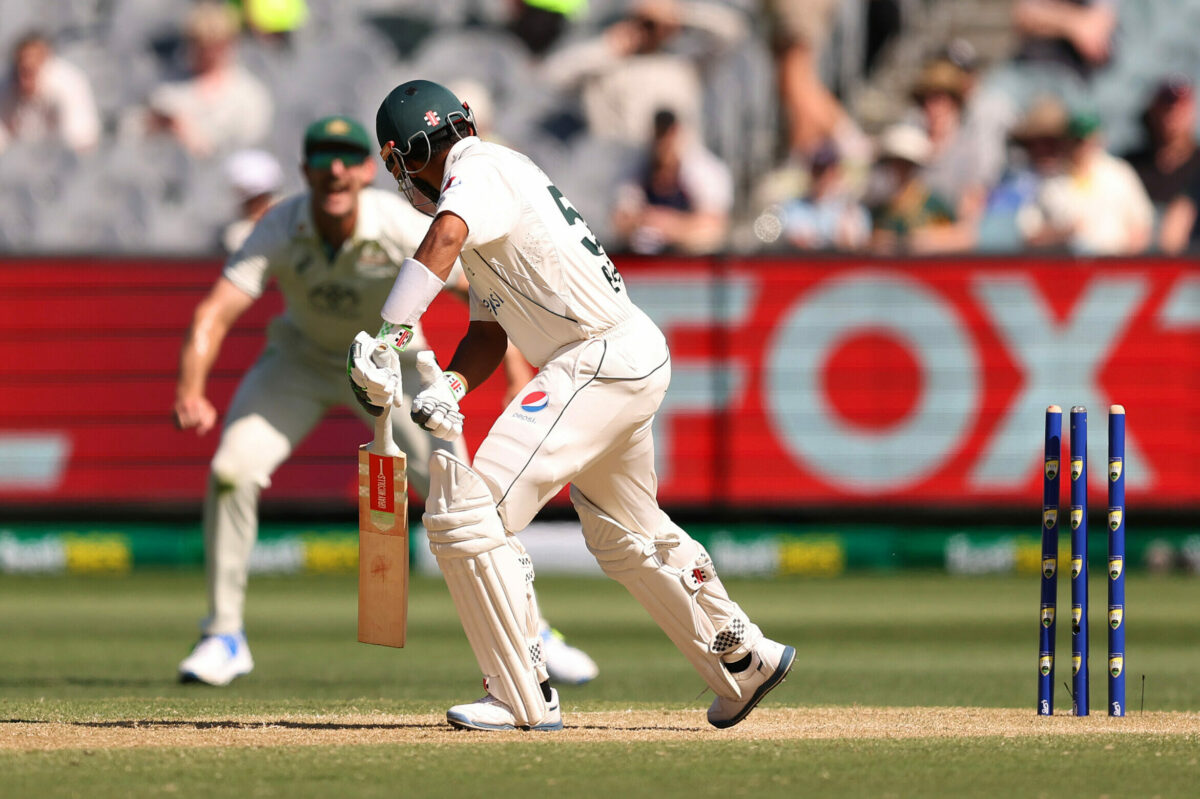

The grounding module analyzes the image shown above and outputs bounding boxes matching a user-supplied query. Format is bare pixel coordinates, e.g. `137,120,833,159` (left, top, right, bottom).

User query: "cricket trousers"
468,311,761,699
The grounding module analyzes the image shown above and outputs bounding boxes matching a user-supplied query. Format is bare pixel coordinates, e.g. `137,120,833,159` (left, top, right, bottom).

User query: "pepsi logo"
520,391,549,413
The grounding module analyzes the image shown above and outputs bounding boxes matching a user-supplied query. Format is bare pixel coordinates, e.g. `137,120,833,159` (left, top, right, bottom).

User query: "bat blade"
357,441,408,648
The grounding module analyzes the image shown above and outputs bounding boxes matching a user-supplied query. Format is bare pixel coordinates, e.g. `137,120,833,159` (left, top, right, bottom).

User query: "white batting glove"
347,331,403,413
411,350,467,441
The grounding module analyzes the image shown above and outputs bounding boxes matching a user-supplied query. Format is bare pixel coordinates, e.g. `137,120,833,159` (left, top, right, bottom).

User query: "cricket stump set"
1038,404,1126,717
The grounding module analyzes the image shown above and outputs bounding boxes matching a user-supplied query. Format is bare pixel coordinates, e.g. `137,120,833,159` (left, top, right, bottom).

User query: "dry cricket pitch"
5,707,1198,751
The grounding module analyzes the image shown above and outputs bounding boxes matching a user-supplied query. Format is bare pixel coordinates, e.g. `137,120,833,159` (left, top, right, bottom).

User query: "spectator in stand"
220,149,283,253
981,95,1068,250
931,41,1016,201
540,0,746,144
508,0,585,57
446,79,499,144
867,123,967,255
1020,111,1153,255
0,31,100,154
235,0,310,47
133,1,273,157
1012,0,1118,83
763,0,860,163
777,140,870,251
1123,77,1200,254
909,58,991,237
610,109,732,254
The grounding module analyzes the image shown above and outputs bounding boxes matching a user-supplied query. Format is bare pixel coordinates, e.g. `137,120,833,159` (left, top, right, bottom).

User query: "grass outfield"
2,572,1198,797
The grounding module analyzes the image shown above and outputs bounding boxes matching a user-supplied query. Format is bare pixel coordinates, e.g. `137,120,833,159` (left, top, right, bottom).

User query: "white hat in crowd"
876,123,933,166
224,149,284,200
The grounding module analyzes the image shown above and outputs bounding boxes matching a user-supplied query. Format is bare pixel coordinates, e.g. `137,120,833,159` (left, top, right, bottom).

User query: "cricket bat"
357,403,409,648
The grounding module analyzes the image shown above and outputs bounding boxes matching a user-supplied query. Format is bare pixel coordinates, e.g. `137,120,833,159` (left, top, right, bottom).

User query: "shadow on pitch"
3,718,445,731
0,676,166,688
4,718,705,732
566,723,703,732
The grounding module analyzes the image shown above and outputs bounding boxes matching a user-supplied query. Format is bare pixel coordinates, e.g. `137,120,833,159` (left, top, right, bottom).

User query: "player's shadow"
0,676,164,688
68,719,442,731
566,723,703,732
4,718,705,732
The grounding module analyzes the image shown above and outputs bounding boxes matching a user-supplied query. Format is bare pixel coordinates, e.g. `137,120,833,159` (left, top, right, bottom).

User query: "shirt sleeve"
681,147,733,214
50,59,100,151
222,206,287,298
436,157,522,249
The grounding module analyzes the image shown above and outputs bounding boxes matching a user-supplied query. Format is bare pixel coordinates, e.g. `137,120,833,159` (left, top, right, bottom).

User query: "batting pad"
571,487,762,700
424,451,548,726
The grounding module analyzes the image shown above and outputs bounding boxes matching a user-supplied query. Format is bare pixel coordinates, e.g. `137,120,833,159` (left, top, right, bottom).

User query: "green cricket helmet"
376,79,475,212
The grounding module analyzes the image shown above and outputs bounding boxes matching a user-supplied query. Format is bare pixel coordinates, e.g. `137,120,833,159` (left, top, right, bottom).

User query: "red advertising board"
1,256,1197,511
634,257,1199,508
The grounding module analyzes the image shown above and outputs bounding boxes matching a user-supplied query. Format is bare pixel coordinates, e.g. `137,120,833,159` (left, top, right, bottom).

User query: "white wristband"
381,257,446,326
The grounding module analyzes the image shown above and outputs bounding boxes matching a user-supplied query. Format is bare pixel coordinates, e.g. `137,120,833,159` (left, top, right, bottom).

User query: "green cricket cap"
303,115,372,167
1067,111,1102,140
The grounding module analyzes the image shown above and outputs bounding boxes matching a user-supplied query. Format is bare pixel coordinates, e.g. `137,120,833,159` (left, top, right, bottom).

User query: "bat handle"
371,405,400,456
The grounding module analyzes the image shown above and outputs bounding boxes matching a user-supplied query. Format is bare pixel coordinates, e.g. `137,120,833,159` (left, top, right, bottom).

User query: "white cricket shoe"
707,638,795,729
446,687,563,731
178,633,254,686
541,620,599,685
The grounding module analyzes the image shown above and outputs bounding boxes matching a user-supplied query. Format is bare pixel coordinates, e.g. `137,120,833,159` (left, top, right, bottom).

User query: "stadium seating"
5,0,1200,255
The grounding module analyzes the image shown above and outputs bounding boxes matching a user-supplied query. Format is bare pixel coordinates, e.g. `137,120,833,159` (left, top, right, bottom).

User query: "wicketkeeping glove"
347,331,403,415
410,350,467,441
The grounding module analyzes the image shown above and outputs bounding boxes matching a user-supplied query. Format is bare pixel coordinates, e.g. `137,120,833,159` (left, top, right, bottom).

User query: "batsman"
350,80,795,731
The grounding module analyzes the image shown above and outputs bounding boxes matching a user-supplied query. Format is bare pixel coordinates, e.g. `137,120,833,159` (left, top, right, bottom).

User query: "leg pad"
425,451,547,725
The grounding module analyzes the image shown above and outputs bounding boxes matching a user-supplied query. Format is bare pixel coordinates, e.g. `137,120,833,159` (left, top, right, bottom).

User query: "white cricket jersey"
223,188,442,361
436,137,643,368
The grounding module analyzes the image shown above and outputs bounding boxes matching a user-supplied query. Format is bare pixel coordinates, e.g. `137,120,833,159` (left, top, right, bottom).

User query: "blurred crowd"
3,0,1200,256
